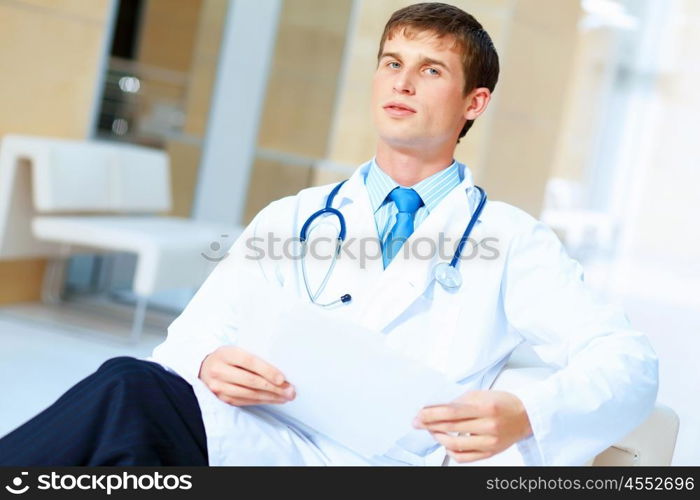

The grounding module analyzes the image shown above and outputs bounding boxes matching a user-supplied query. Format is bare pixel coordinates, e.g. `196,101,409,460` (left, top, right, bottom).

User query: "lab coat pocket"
383,280,465,376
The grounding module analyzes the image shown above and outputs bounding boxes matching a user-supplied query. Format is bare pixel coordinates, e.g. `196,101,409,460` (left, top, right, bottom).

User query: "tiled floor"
0,291,697,465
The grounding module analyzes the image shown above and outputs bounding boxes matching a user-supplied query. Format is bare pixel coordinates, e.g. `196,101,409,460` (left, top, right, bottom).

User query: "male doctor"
0,2,658,467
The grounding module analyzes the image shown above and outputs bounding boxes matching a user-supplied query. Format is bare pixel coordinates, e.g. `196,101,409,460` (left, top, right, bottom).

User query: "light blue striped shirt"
364,157,462,246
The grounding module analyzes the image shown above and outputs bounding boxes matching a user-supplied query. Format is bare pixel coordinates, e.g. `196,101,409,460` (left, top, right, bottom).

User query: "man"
0,3,658,466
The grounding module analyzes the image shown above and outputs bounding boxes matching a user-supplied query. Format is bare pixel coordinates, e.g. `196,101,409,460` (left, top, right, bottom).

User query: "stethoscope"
299,180,487,307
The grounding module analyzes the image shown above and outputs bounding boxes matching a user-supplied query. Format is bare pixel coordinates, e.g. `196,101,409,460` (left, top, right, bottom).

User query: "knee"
99,356,146,372
97,357,160,387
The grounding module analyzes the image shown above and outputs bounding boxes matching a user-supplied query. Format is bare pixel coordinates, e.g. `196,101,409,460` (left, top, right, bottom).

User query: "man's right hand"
198,346,296,406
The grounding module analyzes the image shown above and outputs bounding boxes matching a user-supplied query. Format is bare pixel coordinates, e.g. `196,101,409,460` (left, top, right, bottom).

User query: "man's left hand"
413,390,533,464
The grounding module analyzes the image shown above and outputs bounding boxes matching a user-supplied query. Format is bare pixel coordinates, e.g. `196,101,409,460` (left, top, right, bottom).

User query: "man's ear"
464,87,491,121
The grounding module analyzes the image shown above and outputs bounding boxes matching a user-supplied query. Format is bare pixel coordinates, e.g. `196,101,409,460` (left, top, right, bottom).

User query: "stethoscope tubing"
300,180,487,304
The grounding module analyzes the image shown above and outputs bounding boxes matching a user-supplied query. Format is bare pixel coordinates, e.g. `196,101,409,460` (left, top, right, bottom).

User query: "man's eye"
425,67,440,76
388,61,400,69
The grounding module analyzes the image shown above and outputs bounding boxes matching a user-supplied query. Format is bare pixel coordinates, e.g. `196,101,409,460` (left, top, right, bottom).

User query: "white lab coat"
147,160,658,466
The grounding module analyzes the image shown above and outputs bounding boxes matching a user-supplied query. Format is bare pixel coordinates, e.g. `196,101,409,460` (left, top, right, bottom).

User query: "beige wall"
243,0,354,224
132,0,203,130
137,0,203,73
183,0,228,138
550,28,618,183
478,0,581,216
0,0,111,138
173,0,228,218
0,0,112,303
136,0,227,218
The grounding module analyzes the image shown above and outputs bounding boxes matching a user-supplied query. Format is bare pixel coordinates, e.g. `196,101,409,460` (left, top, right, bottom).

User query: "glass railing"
94,57,201,148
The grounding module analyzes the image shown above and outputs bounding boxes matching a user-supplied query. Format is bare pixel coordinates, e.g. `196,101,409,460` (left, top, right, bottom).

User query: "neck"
375,141,456,186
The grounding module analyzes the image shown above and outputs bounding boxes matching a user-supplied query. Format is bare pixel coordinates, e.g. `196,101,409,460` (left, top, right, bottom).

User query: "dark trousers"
0,356,208,466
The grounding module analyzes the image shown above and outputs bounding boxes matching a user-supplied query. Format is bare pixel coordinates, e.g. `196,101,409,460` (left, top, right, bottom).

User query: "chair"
0,134,243,342
457,345,680,466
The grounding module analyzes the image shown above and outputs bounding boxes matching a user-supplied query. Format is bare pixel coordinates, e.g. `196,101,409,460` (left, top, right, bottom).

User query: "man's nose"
392,70,415,95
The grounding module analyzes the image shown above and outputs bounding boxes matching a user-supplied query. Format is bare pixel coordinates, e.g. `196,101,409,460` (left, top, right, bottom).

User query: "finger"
223,366,295,398
228,349,287,386
222,395,289,407
447,449,493,463
418,417,495,434
417,402,481,424
429,431,496,453
223,383,292,403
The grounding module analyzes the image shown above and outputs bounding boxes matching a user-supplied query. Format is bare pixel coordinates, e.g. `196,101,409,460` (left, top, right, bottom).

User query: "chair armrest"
592,404,679,466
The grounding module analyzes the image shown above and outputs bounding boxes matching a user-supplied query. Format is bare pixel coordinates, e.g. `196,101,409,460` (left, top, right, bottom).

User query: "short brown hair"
377,2,499,141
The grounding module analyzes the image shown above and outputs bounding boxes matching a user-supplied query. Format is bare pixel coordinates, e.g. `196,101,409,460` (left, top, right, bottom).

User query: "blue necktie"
382,187,424,268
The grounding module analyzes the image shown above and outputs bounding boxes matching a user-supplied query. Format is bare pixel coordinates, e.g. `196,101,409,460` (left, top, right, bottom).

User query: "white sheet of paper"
235,280,467,458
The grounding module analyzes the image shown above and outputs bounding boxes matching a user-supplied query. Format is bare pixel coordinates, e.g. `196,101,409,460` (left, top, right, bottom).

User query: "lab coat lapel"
360,168,485,333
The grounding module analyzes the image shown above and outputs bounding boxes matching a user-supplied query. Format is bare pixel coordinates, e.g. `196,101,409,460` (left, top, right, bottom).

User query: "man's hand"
413,390,533,464
198,346,296,407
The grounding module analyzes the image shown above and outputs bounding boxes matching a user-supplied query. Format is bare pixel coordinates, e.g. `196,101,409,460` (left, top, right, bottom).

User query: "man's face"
372,29,471,149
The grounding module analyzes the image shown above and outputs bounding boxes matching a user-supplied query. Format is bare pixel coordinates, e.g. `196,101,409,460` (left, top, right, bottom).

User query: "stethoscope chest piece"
433,262,462,290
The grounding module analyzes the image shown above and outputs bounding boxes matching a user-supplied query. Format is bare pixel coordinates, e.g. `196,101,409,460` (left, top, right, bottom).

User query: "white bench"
0,134,243,342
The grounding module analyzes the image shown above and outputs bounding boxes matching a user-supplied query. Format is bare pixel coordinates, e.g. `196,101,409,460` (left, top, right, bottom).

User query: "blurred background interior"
0,0,697,465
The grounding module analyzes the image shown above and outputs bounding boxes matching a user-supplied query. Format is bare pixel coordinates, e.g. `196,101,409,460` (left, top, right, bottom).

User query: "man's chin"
380,134,434,150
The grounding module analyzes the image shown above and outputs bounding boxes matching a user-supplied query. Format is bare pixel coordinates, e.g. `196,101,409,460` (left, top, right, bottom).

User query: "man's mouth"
384,102,416,112
383,102,416,116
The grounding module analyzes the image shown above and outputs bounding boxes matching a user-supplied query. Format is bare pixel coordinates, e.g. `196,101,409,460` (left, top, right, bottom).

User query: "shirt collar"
364,156,463,214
